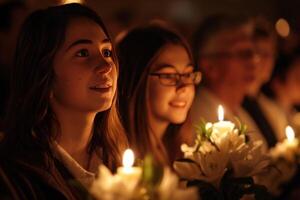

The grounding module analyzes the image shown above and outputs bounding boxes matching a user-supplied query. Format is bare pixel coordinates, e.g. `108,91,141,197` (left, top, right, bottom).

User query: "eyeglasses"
149,71,202,86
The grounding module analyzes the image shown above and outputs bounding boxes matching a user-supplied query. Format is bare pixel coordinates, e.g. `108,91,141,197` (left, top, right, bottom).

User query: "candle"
117,149,142,183
284,126,298,149
270,126,299,162
213,105,235,135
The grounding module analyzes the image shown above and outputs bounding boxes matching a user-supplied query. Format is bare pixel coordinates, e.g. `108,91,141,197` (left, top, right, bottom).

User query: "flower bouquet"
174,106,270,200
255,126,299,196
90,150,198,200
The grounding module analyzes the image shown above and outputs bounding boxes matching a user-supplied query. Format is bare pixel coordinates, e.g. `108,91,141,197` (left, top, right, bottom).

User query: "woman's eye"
75,49,89,57
161,74,177,79
102,49,112,58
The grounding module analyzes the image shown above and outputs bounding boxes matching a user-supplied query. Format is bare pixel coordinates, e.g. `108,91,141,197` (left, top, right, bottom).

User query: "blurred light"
62,0,83,4
275,18,290,38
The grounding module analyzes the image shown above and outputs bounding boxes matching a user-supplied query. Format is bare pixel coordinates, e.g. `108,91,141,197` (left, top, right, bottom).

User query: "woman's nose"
95,61,112,74
176,82,188,93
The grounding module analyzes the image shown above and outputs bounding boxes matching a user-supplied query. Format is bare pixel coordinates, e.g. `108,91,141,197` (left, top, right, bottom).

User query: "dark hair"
263,47,300,98
117,23,193,164
1,3,127,170
253,16,276,41
0,0,27,31
192,14,252,67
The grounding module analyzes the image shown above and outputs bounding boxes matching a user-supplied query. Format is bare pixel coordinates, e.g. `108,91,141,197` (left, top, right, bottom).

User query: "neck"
208,84,244,113
275,87,292,113
53,107,96,168
148,115,169,141
147,115,170,166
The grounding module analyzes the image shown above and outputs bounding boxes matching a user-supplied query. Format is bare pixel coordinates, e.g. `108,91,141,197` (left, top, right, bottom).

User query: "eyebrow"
66,38,111,51
154,63,194,71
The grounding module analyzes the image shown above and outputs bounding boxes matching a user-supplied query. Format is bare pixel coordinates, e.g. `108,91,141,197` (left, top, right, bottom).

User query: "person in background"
263,47,300,137
0,3,127,199
242,16,280,147
190,14,267,150
0,0,29,131
117,23,201,166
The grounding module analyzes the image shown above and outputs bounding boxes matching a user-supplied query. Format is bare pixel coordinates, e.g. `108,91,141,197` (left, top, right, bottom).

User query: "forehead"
205,25,254,52
63,17,107,47
155,44,189,62
150,43,192,71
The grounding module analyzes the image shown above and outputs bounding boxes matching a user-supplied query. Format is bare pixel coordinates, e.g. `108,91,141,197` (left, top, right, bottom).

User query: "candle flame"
62,0,83,4
218,105,224,121
285,126,295,142
122,149,134,168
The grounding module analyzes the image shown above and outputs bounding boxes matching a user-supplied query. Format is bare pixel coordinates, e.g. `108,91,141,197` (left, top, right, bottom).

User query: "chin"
95,101,113,112
169,115,188,124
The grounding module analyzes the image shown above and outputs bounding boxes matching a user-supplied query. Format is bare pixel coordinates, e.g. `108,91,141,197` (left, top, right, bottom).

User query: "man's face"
247,38,276,95
201,25,259,95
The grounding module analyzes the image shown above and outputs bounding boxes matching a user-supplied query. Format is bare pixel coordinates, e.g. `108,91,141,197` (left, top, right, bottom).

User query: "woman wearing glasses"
117,23,201,166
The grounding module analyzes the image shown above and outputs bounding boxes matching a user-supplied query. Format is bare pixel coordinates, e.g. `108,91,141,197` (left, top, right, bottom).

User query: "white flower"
181,143,198,157
174,146,228,188
228,129,246,150
90,165,141,200
231,140,270,177
157,168,198,200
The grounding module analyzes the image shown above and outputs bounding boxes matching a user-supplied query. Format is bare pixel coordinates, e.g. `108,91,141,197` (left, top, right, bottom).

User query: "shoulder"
0,154,71,200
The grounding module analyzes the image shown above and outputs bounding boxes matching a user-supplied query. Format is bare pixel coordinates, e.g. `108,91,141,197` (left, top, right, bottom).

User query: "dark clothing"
0,70,9,131
242,96,278,148
0,150,88,200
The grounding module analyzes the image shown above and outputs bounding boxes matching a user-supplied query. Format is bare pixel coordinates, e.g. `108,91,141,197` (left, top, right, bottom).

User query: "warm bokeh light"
122,149,134,169
285,126,295,142
275,18,290,38
218,105,224,121
62,0,83,4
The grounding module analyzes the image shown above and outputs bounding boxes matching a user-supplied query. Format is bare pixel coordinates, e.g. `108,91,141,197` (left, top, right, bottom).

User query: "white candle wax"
213,105,235,134
117,149,142,183
285,126,299,148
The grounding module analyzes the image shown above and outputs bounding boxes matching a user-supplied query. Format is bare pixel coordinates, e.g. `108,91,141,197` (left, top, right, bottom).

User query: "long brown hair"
1,3,127,171
117,23,194,165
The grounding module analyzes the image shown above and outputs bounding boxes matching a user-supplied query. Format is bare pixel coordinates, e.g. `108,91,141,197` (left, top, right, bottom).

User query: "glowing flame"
218,105,224,121
285,126,295,142
122,149,134,169
62,0,83,4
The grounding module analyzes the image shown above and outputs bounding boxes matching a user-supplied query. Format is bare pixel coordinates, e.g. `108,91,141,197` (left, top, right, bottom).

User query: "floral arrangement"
255,126,300,196
90,151,198,200
174,106,270,200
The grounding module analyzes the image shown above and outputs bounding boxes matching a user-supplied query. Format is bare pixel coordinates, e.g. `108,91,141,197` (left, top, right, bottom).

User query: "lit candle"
284,126,298,149
270,126,299,162
117,149,142,182
213,105,235,135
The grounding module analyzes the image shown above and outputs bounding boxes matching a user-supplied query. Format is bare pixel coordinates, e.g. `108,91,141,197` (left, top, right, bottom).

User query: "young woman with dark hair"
117,23,201,166
0,3,127,199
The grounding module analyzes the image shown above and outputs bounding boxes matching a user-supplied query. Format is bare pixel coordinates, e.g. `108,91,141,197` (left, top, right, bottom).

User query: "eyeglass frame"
148,71,202,86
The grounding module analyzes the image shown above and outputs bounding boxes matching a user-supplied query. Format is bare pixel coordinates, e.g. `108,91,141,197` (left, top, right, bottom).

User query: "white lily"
231,140,270,177
157,168,198,200
90,165,141,200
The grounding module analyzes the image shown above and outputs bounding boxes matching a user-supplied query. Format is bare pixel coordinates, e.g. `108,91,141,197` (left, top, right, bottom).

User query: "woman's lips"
89,82,113,92
169,101,187,107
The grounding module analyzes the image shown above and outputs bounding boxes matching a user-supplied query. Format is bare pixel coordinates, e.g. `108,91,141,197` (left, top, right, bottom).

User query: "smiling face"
51,17,117,114
147,44,195,124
